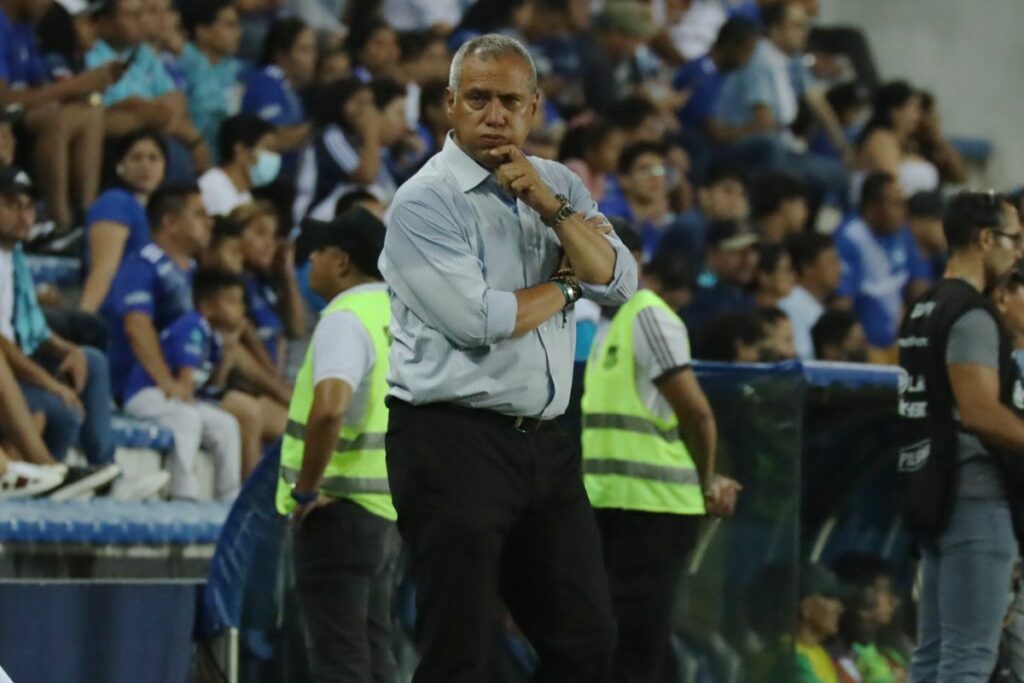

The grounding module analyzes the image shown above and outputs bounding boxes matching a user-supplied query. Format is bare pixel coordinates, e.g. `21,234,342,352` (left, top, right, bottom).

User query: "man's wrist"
290,487,318,505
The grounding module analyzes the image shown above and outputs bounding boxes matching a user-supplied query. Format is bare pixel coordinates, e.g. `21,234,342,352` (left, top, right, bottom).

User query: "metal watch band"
544,194,575,229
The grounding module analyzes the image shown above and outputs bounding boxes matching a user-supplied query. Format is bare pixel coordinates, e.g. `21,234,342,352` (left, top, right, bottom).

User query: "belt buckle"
513,416,526,433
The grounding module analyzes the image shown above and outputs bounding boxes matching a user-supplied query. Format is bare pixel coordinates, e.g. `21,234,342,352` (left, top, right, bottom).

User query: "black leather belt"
387,398,549,433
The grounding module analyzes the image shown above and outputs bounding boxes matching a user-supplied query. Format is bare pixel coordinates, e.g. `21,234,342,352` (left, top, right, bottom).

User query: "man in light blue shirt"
381,34,635,683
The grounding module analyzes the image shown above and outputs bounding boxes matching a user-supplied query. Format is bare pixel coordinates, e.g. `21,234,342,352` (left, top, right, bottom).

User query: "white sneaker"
48,463,122,502
0,462,67,499
111,471,170,502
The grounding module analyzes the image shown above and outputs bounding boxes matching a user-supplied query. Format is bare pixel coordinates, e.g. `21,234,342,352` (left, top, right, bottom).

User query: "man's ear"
336,249,352,279
445,87,456,117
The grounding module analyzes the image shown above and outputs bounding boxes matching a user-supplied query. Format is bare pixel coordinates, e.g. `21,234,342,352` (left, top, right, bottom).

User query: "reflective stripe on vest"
276,289,396,520
581,289,705,515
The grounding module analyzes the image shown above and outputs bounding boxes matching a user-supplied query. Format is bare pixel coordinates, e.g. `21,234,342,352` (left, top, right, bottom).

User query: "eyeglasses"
990,228,1023,248
635,165,666,177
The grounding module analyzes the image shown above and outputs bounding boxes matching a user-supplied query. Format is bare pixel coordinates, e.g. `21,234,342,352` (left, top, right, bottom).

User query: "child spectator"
81,130,166,313
241,17,316,158
796,563,846,683
198,114,279,216
177,0,243,156
753,243,796,309
780,232,842,359
121,267,243,500
812,310,869,363
751,170,809,244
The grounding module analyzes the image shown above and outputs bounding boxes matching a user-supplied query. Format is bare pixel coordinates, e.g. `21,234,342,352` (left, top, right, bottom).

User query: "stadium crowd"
0,0,1009,680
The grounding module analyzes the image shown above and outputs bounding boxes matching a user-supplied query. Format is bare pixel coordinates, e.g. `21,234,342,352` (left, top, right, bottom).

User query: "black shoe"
48,463,122,502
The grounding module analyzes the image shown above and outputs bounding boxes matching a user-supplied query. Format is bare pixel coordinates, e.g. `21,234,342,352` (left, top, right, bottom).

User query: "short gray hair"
448,34,538,93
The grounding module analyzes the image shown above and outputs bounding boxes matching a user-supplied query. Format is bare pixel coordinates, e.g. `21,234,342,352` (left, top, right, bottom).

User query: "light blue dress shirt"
381,134,637,419
84,41,175,107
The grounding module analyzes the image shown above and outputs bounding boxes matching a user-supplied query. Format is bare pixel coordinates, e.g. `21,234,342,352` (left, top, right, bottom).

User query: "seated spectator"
410,78,448,167
198,114,279,216
751,171,809,244
693,310,766,362
142,0,186,91
753,243,796,309
601,141,680,261
294,77,406,221
758,307,797,361
854,81,939,200
449,0,533,49
524,0,591,116
681,219,759,334
105,184,206,403
36,0,100,79
121,267,242,500
913,91,968,186
86,0,210,169
907,190,947,281
710,1,848,204
314,46,350,87
796,563,846,683
658,162,749,271
808,81,870,159
177,0,243,157
559,119,624,205
346,17,401,83
0,0,115,230
241,18,316,158
0,169,116,470
811,309,868,363
579,0,654,114
227,201,305,372
835,172,931,362
80,130,166,313
779,232,842,359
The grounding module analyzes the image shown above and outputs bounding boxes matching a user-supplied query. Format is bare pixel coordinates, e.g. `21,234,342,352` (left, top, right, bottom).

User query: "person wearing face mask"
81,130,167,314
198,114,280,217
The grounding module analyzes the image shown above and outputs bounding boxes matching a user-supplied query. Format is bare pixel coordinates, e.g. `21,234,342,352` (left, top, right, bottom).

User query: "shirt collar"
440,133,492,193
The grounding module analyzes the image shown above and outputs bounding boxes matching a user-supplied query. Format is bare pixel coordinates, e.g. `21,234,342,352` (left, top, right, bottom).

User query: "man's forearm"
680,412,718,486
513,282,566,337
294,411,344,493
124,315,176,386
0,336,60,390
553,214,616,285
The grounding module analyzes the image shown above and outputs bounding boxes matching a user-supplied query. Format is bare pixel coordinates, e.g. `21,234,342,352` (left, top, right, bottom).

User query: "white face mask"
247,149,282,187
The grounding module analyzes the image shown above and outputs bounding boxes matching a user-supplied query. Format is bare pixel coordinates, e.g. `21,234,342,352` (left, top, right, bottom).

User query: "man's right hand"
75,62,127,96
158,378,193,403
51,382,84,416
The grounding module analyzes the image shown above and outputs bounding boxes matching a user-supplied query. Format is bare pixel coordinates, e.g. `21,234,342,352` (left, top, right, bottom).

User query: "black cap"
708,219,759,251
0,104,22,126
296,207,386,277
0,167,34,198
799,563,848,600
908,191,944,220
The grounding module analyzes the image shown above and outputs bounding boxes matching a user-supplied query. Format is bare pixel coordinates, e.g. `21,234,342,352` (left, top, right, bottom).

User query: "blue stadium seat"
25,255,82,288
111,413,175,451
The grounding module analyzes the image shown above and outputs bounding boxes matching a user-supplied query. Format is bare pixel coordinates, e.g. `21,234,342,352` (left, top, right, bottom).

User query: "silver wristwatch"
543,194,575,229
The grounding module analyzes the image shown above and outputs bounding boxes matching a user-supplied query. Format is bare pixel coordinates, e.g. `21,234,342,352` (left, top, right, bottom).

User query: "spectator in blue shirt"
106,184,209,402
0,169,115,466
80,130,166,314
0,0,120,230
177,0,243,159
681,219,760,335
834,172,932,360
86,0,211,169
241,17,316,159
750,170,809,244
122,267,243,500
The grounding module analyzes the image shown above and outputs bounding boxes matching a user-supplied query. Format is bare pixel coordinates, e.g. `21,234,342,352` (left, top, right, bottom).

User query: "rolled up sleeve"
383,192,517,348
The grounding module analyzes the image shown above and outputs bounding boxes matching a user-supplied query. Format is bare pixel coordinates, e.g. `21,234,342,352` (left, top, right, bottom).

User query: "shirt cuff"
579,235,637,306
485,289,517,344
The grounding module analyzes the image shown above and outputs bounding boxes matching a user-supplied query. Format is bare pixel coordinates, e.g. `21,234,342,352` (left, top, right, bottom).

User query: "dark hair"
761,2,791,30
826,81,870,119
787,232,835,276
193,267,245,305
756,243,790,276
260,18,309,67
757,306,788,327
419,78,448,123
705,161,747,189
345,18,392,65
713,16,760,52
180,0,233,37
858,80,917,144
606,95,658,132
617,141,664,175
36,3,76,69
646,251,695,292
398,30,445,63
147,183,201,232
694,312,766,361
107,130,167,191
334,189,378,217
210,214,243,249
811,309,858,358
944,190,1011,250
831,552,893,588
859,171,896,212
95,0,123,20
751,171,806,219
217,114,274,164
558,119,613,162
907,190,944,220
371,77,406,110
311,77,372,129
456,0,530,34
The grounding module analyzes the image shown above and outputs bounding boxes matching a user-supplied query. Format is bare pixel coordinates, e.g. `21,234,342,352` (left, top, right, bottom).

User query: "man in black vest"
898,191,1023,683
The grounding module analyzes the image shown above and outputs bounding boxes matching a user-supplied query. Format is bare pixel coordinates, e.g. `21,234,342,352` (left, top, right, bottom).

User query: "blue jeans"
910,497,1017,683
20,346,114,464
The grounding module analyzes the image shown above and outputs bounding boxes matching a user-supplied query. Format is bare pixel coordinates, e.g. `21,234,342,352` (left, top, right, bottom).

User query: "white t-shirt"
590,298,693,423
778,285,824,359
198,167,252,217
309,283,387,427
0,249,15,342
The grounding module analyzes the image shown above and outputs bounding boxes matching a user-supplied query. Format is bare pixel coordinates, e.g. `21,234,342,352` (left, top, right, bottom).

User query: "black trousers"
595,509,702,683
292,499,400,683
385,400,617,683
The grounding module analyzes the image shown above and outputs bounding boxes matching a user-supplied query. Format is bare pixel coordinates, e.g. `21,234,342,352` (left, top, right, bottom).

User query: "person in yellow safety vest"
581,238,743,682
275,207,399,683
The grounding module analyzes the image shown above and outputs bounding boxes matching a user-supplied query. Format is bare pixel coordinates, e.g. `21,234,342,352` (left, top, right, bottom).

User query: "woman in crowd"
80,131,166,314
855,81,939,199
